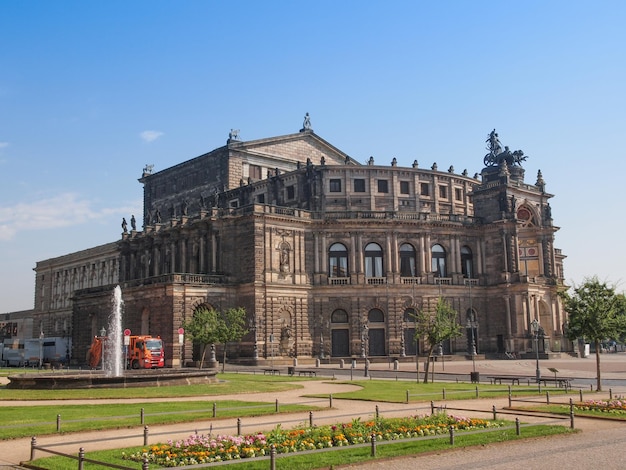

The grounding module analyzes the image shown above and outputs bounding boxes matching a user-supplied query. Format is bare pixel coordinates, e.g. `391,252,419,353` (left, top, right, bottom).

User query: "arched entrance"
330,309,350,357
403,308,419,356
368,309,386,356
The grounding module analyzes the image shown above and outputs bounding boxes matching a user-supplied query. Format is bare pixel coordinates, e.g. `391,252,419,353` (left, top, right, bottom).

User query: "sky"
1,1,625,313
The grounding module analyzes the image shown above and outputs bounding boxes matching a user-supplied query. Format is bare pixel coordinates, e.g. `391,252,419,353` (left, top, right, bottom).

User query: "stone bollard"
293,358,298,367
340,359,344,369
315,358,320,368
393,359,399,371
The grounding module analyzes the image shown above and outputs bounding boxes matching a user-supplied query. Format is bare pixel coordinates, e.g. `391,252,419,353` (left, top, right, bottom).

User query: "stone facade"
32,126,568,366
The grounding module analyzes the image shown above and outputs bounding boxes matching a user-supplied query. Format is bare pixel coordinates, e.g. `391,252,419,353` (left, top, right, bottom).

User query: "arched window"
399,243,416,277
331,309,349,323
461,246,474,279
403,308,416,323
365,243,383,277
329,243,348,277
431,244,447,277
368,309,385,323
517,205,536,227
403,308,418,356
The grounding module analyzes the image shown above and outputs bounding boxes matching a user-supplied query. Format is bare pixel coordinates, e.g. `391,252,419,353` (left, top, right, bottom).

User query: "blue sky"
1,1,625,312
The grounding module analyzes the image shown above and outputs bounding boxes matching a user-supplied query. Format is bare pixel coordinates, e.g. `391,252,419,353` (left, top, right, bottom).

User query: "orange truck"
87,335,165,369
126,335,165,369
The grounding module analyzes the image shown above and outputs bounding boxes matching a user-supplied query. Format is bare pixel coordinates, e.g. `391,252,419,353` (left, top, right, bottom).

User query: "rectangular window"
420,183,429,196
354,179,366,192
400,181,410,194
439,185,447,199
329,179,342,192
455,188,463,201
377,179,389,193
286,185,295,199
256,194,265,204
249,164,262,180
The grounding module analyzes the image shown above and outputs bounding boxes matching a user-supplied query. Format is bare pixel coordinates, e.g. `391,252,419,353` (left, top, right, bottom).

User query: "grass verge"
309,380,572,403
0,400,318,439
0,372,309,400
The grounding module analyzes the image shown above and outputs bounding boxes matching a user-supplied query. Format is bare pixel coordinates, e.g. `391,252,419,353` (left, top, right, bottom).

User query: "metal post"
275,399,279,413
449,426,455,445
56,414,61,433
237,418,241,435
269,444,276,470
375,405,379,420
370,433,377,456
78,447,85,470
570,397,575,429
141,407,145,425
492,405,497,420
213,402,217,418
30,437,37,461
515,418,520,435
143,426,149,446
329,394,333,408
309,411,313,427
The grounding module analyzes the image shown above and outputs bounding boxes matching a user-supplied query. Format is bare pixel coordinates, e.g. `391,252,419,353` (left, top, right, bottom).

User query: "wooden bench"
488,376,522,385
540,377,573,388
298,370,316,377
263,368,281,375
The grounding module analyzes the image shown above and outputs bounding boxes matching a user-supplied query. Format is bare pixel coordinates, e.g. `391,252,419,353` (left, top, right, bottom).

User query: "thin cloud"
140,130,163,143
0,193,139,241
0,142,9,149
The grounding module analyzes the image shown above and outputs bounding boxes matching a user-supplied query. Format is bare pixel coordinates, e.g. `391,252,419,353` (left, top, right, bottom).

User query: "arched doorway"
368,309,386,356
403,308,418,356
331,309,350,357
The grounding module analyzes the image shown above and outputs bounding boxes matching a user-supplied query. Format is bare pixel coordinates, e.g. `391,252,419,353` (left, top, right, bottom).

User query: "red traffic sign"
124,329,131,336
178,328,185,335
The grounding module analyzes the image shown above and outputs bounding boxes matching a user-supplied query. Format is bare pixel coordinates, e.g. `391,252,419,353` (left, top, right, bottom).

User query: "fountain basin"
7,368,219,389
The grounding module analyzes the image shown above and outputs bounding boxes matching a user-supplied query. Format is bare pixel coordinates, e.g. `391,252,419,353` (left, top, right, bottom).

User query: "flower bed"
573,398,626,415
122,414,501,466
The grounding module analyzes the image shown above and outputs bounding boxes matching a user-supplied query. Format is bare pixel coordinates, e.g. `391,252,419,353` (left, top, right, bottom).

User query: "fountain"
103,285,124,377
6,285,218,389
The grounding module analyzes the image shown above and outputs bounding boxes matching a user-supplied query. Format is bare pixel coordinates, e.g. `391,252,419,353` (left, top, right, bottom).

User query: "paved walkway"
3,354,626,468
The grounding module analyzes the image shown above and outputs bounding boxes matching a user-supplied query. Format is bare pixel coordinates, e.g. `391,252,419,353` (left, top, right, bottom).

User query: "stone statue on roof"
300,112,312,132
483,130,527,167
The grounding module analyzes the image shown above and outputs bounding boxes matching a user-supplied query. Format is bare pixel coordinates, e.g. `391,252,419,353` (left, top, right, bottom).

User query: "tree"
182,306,221,367
216,307,248,372
413,297,462,383
559,277,625,391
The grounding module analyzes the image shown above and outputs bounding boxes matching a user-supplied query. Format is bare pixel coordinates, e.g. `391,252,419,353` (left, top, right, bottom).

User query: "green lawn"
0,400,318,439
309,379,572,403
515,403,626,420
0,372,308,400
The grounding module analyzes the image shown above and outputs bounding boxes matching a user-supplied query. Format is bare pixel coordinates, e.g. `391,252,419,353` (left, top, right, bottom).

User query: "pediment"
228,131,359,167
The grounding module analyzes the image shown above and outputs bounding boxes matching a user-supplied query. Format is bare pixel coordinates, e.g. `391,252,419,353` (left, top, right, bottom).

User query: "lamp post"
464,278,477,373
38,331,44,369
362,324,369,377
249,316,259,361
531,319,541,383
100,327,107,371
